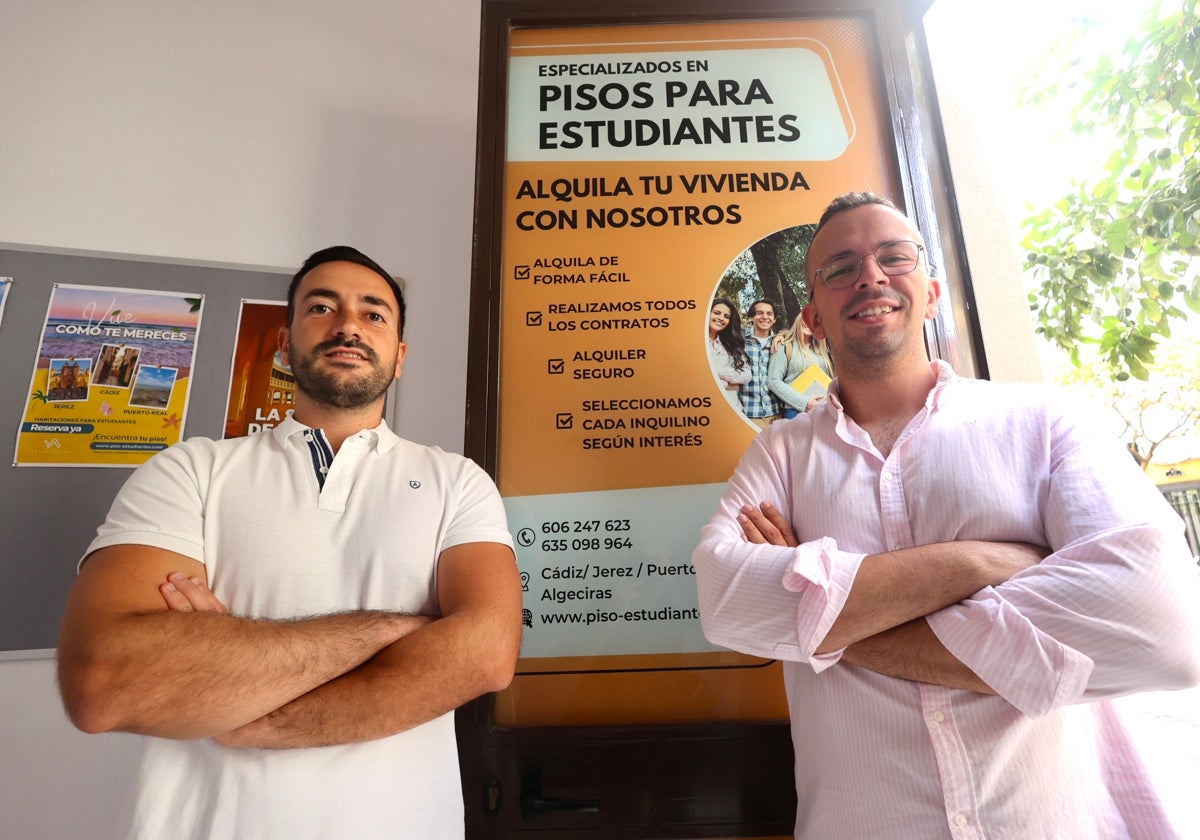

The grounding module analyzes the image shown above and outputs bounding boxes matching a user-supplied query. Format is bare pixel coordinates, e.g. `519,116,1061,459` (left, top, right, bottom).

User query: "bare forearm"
219,608,520,749
842,619,996,694
60,608,410,739
817,540,1045,654
220,542,523,750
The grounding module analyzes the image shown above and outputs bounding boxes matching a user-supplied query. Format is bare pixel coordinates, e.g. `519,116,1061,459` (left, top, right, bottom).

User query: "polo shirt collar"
271,414,399,454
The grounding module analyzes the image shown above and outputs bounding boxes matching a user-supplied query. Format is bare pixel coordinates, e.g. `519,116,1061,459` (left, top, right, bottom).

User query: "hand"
738,501,798,547
159,572,229,614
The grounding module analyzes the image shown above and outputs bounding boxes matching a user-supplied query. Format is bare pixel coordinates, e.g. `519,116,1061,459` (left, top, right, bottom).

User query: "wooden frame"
461,1,983,835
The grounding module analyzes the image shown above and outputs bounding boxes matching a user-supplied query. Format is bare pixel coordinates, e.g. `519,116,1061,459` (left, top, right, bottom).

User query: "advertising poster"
499,20,899,665
0,278,11,329
14,284,204,467
223,300,292,439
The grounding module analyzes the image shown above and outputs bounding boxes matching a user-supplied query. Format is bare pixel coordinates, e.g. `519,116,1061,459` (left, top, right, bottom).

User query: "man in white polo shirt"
57,246,522,839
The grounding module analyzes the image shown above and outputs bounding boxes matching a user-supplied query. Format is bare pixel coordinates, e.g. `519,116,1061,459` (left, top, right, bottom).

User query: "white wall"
923,4,1043,383
0,3,1051,838
0,2,483,837
0,0,483,453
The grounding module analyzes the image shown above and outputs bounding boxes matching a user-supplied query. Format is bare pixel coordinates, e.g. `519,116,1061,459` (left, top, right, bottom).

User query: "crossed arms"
693,421,1200,713
734,501,1043,694
57,539,522,748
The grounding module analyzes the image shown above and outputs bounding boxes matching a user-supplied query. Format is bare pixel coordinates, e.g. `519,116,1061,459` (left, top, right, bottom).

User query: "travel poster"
499,19,900,661
15,284,204,466
223,300,292,439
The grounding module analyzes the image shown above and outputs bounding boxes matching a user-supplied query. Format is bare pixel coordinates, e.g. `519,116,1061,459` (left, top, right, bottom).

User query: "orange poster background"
499,19,898,499
223,301,292,439
495,18,900,726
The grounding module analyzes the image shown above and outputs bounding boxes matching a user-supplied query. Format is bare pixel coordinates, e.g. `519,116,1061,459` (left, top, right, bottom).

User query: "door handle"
520,766,601,821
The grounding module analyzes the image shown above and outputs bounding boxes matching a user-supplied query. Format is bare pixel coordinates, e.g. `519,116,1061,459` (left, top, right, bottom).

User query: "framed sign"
464,1,976,836
499,17,899,667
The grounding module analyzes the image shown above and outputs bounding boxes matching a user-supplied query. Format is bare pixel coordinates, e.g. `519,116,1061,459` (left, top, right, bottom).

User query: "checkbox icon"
548,358,565,374
526,311,543,327
556,413,573,430
514,265,531,280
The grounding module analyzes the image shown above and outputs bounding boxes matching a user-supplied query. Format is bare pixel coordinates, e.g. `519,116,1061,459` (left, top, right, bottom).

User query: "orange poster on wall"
223,300,292,439
498,19,899,669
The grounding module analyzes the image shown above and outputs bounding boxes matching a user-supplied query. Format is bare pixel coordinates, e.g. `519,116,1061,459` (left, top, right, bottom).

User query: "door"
462,1,978,836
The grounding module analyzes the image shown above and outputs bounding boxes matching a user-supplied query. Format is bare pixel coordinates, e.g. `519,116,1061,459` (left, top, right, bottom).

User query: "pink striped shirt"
694,361,1200,839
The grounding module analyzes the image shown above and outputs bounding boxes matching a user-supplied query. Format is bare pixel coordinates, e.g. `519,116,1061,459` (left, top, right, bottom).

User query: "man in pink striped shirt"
693,192,1200,839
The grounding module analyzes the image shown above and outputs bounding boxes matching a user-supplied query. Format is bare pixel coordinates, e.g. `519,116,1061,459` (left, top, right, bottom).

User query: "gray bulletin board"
0,247,290,658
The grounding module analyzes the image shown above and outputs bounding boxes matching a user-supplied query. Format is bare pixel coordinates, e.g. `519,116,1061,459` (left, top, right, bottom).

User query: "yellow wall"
1148,458,1200,487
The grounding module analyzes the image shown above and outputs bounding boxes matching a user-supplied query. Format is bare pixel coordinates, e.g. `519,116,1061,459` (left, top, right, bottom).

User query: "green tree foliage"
716,224,815,325
1022,0,1200,380
1058,338,1200,468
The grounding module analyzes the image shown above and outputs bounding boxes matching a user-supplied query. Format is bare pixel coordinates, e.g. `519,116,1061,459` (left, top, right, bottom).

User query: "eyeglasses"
813,240,925,289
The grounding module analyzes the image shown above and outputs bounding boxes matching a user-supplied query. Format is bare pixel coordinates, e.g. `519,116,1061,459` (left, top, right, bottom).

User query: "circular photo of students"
706,222,833,430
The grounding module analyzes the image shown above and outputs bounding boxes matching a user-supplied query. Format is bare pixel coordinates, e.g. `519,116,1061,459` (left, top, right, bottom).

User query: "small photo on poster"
47,357,93,402
708,223,833,428
93,342,142,388
129,365,179,410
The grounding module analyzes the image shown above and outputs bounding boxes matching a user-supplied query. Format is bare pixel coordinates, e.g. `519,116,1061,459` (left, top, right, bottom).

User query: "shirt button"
931,710,945,723
318,465,328,474
304,433,313,442
953,813,968,828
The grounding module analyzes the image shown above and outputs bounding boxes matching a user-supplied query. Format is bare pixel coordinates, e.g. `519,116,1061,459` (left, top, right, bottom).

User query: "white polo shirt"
87,416,514,840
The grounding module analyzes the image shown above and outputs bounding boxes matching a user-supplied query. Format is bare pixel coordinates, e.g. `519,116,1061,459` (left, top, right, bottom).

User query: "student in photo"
708,297,751,409
693,191,1200,839
58,245,522,840
738,299,782,428
767,313,833,417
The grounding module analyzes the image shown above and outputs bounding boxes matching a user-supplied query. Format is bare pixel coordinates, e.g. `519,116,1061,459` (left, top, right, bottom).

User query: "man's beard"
835,289,912,363
288,338,394,409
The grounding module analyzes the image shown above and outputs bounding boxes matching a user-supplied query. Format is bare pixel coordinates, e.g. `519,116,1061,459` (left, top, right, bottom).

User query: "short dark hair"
287,246,406,336
805,192,906,280
815,191,899,231
747,298,778,326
